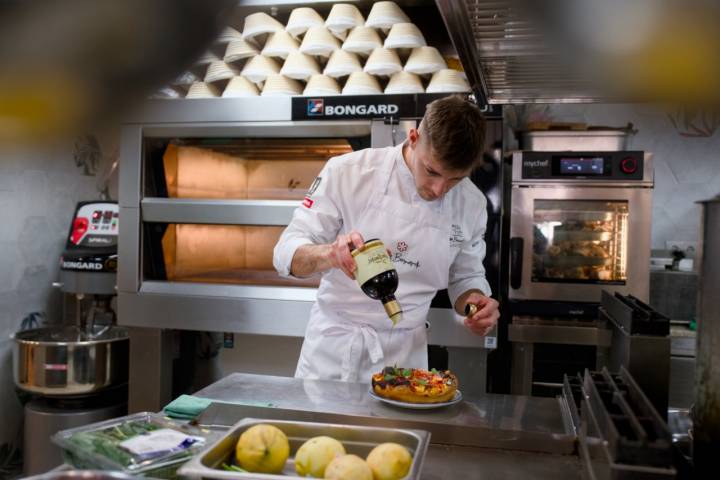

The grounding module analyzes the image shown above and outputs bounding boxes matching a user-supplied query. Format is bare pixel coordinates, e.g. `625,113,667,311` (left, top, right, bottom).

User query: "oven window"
144,138,355,200
532,200,629,284
144,223,319,288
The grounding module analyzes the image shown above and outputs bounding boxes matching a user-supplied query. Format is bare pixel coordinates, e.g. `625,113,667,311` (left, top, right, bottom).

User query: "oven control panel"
520,151,644,180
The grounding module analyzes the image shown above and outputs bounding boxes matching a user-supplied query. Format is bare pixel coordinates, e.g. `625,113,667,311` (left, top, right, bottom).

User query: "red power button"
620,157,638,174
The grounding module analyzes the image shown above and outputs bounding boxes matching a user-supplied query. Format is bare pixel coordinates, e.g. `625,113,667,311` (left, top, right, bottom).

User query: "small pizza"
371,366,459,403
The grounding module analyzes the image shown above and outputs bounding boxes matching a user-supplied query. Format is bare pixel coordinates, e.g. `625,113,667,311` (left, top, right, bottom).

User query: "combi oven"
508,150,653,306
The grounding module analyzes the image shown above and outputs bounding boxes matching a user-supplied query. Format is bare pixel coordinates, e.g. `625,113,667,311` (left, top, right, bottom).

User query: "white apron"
295,147,451,382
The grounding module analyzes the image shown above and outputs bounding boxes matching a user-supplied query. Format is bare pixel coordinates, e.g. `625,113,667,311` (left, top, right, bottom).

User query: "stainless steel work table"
193,373,581,479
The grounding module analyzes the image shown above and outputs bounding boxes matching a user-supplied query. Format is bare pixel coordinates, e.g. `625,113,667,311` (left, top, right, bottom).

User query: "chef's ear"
407,127,419,148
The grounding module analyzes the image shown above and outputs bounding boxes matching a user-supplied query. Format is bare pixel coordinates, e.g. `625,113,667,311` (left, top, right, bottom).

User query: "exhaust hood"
436,0,720,105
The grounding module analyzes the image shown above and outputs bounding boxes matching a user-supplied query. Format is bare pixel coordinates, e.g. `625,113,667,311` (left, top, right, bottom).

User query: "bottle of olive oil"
351,239,403,324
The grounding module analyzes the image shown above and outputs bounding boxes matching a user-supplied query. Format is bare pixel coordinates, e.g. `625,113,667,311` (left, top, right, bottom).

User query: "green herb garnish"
222,463,247,472
384,374,396,381
402,369,412,377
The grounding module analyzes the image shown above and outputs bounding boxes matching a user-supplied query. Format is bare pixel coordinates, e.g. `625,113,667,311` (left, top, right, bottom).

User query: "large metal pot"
12,326,129,396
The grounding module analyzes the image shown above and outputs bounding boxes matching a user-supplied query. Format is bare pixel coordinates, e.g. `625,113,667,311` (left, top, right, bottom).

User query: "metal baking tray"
178,418,430,480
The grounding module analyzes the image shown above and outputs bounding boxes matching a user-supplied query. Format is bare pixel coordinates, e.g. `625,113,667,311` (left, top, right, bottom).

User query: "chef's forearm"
454,289,486,315
290,243,333,277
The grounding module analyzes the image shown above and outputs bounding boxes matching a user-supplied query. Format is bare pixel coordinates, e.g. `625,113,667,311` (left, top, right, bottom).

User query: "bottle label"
353,241,394,287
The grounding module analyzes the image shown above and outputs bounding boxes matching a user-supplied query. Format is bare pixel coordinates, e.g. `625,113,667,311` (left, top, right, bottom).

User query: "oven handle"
510,237,523,289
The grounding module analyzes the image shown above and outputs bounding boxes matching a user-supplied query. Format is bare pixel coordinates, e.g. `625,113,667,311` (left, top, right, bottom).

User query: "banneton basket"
365,1,410,30
285,7,324,38
342,72,383,95
240,55,281,84
324,49,363,78
303,74,341,96
280,51,321,80
364,47,403,76
222,76,259,97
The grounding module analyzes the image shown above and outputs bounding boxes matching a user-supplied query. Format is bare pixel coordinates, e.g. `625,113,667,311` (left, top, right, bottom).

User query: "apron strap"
321,323,384,381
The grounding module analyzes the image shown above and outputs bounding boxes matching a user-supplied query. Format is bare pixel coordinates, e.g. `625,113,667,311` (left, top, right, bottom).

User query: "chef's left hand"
463,293,499,336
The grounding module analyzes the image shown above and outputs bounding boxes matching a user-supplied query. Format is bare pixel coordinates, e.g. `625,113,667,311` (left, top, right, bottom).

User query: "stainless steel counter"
192,373,581,479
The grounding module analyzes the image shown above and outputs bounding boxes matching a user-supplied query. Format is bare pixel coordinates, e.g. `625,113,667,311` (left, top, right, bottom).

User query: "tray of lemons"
178,418,430,479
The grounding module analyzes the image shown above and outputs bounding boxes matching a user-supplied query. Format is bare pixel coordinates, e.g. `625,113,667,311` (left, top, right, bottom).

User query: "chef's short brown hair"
419,95,486,171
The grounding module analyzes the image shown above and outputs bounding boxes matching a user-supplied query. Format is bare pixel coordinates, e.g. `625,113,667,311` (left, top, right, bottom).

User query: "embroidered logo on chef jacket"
307,99,324,116
302,196,314,208
450,224,465,248
391,242,420,270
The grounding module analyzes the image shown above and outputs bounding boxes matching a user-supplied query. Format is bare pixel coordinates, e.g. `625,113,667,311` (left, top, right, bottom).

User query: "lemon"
366,443,412,480
235,424,289,473
294,435,346,478
324,454,373,480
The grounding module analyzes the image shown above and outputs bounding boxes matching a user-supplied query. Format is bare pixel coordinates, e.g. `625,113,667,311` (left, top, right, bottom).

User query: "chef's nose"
430,179,447,198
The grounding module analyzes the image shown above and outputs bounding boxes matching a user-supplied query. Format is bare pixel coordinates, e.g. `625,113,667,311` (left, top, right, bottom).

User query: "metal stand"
509,316,612,395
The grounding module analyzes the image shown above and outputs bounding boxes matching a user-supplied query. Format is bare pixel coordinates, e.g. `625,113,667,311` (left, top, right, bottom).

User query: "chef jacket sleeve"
447,198,493,306
273,160,343,277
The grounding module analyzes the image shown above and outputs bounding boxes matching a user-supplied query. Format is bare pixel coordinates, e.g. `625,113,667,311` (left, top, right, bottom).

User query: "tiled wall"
506,104,720,250
0,140,115,446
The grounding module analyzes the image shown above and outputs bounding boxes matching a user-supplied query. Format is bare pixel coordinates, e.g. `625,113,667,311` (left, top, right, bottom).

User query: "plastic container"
52,412,209,478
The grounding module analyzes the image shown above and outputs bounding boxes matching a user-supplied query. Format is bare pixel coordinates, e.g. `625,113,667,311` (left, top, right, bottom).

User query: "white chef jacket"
273,144,491,382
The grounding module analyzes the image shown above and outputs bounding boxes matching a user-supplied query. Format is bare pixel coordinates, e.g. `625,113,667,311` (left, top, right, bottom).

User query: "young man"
273,95,500,382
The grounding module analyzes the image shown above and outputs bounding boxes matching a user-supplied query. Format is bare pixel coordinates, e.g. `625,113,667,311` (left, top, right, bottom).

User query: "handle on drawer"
510,237,523,289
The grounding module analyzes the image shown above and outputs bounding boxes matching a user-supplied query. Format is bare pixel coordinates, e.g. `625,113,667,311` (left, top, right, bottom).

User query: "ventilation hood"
436,0,720,105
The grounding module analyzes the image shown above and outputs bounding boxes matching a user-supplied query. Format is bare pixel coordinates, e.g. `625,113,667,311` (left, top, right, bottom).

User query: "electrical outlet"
665,241,698,255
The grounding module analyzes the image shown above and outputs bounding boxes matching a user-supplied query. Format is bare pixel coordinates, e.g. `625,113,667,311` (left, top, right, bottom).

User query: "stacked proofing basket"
153,2,470,98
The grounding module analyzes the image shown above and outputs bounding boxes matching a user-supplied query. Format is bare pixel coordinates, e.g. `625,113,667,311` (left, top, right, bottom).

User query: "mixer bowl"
12,326,129,396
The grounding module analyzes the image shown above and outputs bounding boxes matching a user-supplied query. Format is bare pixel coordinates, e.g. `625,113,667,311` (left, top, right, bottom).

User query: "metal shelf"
141,198,299,226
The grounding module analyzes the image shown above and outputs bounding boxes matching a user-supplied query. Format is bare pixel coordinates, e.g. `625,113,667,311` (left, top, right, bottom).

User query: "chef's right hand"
328,231,364,279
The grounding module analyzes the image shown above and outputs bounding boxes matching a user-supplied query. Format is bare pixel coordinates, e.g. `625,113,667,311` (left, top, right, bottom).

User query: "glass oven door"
509,186,652,302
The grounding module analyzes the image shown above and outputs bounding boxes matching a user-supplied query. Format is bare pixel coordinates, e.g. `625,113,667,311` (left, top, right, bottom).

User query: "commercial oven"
505,150,654,396
117,96,501,410
508,150,653,306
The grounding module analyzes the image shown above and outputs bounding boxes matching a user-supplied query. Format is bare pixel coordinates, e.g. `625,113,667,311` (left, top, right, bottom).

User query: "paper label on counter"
120,428,203,458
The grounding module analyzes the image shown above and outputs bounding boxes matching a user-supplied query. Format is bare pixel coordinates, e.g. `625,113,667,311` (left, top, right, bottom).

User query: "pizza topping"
371,366,459,404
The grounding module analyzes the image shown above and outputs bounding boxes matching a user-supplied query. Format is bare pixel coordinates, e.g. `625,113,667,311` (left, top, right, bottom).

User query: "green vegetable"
384,374,396,382
430,368,439,375
66,419,170,468
221,463,247,472
402,369,412,377
417,379,428,386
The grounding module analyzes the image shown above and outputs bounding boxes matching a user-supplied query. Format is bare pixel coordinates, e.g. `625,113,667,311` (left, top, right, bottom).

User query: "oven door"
509,185,652,302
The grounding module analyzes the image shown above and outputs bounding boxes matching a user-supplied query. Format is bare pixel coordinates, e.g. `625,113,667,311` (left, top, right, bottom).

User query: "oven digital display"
559,157,605,175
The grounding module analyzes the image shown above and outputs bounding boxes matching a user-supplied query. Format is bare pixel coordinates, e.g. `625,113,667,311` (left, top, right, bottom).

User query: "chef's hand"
327,230,365,279
462,292,499,336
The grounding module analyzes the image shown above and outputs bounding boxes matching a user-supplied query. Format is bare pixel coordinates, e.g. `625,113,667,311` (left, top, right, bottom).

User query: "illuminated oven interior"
531,199,629,284
142,138,360,287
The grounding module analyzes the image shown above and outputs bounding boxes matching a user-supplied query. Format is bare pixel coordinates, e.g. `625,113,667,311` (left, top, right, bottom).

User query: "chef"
273,95,500,382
